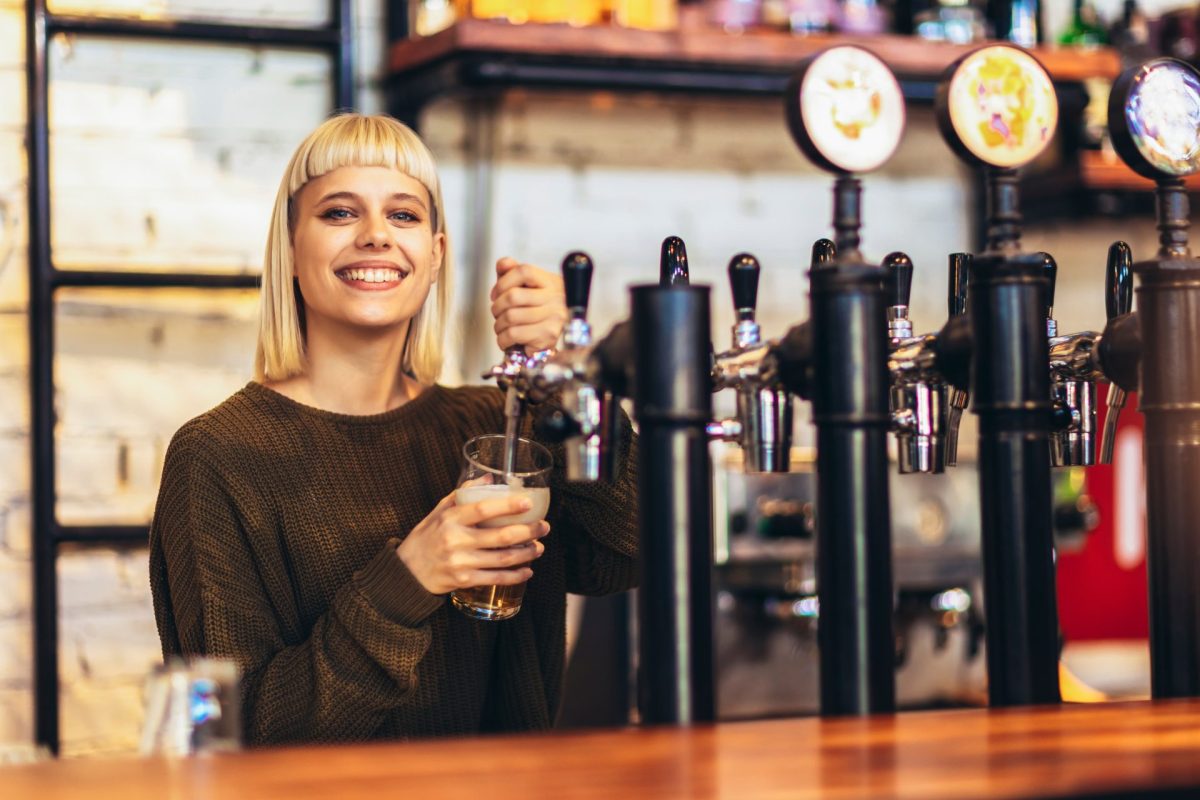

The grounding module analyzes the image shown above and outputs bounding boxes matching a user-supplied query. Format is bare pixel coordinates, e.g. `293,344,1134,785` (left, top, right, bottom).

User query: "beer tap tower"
630,236,717,724
521,238,717,725
1104,57,1200,698
784,45,907,715
935,45,1062,706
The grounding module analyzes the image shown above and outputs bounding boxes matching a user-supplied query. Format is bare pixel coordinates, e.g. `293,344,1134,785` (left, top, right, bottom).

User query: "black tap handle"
882,251,913,308
948,252,971,317
1038,252,1057,317
1106,241,1133,321
660,236,689,287
561,251,593,319
728,253,760,321
811,238,836,269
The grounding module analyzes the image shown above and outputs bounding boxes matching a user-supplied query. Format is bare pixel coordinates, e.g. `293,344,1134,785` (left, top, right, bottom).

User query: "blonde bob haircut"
254,113,451,385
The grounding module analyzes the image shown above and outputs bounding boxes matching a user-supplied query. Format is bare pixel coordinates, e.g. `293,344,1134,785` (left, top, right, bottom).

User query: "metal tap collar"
734,319,761,349
563,318,592,349
887,305,912,340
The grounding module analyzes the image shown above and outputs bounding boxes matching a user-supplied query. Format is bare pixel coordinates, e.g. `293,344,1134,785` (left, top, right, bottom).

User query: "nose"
356,212,391,250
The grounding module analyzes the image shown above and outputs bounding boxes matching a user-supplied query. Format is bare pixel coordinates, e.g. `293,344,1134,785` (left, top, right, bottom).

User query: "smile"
336,267,406,285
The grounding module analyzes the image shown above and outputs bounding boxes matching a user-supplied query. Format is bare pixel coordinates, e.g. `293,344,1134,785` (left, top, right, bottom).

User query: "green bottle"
1057,0,1107,46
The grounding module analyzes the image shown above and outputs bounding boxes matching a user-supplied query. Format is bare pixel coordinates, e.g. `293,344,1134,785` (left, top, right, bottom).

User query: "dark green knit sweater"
148,381,638,747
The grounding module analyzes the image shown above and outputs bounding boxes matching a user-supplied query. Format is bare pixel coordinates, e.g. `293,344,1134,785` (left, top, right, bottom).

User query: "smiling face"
290,165,445,339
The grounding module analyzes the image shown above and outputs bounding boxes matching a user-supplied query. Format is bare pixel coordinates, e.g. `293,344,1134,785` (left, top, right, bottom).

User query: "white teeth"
340,268,402,283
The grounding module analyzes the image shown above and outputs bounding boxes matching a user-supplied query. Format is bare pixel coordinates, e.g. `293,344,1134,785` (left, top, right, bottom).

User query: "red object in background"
1057,384,1149,641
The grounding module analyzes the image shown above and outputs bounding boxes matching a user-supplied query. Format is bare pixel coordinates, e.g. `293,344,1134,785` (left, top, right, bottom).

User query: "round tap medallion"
789,46,905,174
939,45,1058,169
1122,60,1200,177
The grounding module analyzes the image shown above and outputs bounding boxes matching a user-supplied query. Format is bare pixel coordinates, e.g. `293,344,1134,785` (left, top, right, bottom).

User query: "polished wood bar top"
8,700,1200,799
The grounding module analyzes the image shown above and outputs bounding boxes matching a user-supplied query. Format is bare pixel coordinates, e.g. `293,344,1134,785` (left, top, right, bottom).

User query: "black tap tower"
935,45,1062,706
786,46,904,715
632,237,716,724
1106,58,1200,698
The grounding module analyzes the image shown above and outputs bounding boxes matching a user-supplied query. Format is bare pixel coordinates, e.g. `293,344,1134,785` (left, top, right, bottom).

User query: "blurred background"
0,0,1196,757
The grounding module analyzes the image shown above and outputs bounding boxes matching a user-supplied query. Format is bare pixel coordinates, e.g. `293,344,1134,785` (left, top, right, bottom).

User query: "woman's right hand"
396,492,549,595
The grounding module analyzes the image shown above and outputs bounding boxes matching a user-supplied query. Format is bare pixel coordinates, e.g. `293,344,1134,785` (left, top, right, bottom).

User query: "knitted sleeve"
148,425,443,746
539,409,641,597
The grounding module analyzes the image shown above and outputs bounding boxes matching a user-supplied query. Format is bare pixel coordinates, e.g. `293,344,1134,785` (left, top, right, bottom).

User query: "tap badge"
1121,60,1200,178
939,45,1058,169
788,46,905,174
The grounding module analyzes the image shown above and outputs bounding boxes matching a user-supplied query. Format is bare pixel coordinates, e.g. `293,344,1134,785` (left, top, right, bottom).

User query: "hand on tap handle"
1100,241,1134,465
490,256,569,354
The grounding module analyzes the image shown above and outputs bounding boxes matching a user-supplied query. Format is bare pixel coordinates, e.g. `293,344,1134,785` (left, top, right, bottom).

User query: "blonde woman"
148,114,638,746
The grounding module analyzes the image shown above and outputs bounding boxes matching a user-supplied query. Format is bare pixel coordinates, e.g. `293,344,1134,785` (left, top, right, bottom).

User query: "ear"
430,231,446,284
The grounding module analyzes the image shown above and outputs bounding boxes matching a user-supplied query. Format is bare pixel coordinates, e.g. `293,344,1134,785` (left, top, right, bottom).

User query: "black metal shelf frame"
24,0,356,753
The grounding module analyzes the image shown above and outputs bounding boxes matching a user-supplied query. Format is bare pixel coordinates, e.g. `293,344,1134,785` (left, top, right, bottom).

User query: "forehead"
298,165,430,205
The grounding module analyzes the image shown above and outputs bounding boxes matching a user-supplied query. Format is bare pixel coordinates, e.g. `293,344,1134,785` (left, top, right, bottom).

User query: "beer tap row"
485,45,1200,721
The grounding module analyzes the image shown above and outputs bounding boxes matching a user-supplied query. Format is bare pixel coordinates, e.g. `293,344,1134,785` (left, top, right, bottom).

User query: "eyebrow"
314,191,428,209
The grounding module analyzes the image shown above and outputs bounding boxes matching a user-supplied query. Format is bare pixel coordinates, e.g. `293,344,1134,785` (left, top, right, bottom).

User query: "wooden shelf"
386,19,1121,116
1079,149,1200,192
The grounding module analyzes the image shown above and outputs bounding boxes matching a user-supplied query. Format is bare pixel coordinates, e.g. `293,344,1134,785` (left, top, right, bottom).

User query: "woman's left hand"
490,257,568,354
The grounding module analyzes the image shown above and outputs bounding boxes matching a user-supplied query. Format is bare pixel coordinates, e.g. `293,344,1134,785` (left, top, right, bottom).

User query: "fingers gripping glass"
451,435,552,621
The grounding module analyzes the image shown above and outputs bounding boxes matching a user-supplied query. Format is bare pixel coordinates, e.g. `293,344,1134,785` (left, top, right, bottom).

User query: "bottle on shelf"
1057,0,1107,48
986,0,1042,47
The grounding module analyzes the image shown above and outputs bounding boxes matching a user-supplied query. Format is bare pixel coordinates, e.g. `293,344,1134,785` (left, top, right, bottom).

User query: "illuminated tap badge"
1120,59,1200,178
939,45,1058,169
788,46,905,174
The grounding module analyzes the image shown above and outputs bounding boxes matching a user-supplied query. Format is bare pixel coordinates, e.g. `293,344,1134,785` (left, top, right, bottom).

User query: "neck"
268,319,422,415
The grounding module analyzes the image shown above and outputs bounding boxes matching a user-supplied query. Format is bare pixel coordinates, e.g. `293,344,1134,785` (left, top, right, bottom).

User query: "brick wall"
0,0,1172,757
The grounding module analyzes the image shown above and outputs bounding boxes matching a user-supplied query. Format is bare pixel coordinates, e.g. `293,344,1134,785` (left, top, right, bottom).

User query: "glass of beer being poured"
451,434,552,621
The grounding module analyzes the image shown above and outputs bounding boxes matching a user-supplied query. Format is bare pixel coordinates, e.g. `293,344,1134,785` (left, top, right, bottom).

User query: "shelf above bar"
388,20,1122,109
46,14,342,48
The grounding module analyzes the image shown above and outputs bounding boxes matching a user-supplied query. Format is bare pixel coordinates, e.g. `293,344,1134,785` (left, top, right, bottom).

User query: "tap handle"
728,253,760,322
1105,241,1133,321
562,251,593,320
882,251,913,309
1038,252,1058,318
660,235,690,287
811,238,836,269
948,252,971,317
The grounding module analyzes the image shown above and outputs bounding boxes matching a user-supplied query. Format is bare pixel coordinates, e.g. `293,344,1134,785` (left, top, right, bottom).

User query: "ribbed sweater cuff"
355,539,443,627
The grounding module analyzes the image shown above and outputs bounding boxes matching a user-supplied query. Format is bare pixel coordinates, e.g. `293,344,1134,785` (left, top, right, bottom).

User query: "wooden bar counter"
8,700,1200,799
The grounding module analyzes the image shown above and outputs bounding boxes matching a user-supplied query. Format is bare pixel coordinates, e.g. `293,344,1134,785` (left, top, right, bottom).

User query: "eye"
320,207,354,221
390,209,421,224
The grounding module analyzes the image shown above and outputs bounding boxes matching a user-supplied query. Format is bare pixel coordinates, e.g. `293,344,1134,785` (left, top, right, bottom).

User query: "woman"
148,114,638,746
